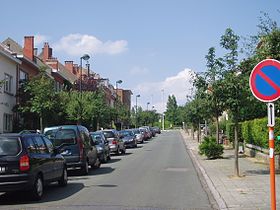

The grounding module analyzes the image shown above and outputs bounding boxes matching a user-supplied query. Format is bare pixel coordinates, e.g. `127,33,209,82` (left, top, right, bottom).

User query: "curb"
180,131,228,210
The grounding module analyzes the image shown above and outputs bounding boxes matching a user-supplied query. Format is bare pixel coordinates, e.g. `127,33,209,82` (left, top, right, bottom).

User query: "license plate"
0,166,6,173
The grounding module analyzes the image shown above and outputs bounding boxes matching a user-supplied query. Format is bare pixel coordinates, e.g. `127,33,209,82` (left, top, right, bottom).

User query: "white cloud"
129,66,150,76
132,68,195,113
53,34,128,56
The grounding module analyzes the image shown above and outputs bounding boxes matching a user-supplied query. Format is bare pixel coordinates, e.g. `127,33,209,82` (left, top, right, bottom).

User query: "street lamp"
79,54,90,92
135,94,140,128
147,102,150,110
116,80,122,90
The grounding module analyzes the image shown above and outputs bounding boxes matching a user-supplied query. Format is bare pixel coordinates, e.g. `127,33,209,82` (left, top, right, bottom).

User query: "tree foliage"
20,67,56,132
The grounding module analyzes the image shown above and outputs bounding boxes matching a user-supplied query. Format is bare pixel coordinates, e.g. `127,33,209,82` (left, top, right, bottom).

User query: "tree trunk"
197,128,200,143
234,122,240,177
215,115,220,144
191,126,194,140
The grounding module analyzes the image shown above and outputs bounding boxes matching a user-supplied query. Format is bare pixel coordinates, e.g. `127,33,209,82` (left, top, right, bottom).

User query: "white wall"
0,53,18,133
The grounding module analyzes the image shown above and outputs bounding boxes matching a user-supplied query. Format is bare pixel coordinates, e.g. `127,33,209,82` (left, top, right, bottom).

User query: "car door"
43,136,63,179
80,129,97,166
32,136,54,181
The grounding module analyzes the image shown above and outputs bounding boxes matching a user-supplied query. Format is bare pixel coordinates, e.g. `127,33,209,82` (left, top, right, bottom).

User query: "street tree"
204,47,225,143
220,28,242,177
59,90,96,125
165,95,178,127
20,67,56,132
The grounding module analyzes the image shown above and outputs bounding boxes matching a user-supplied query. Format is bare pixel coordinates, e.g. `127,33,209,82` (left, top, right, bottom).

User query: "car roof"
0,133,43,138
44,125,80,131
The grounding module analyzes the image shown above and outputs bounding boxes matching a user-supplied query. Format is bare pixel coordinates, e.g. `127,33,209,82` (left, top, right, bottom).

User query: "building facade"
0,44,21,133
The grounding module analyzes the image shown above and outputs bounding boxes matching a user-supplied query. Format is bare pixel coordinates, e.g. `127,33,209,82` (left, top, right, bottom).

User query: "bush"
199,136,224,159
241,117,280,153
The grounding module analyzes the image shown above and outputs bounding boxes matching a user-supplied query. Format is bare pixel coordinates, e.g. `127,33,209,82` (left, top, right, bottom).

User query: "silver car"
101,129,126,155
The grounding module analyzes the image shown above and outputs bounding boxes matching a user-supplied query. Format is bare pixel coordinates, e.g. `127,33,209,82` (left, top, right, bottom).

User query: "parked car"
140,127,152,140
119,129,137,148
44,125,100,175
101,129,126,155
139,127,149,141
132,128,144,144
152,126,161,134
90,131,111,163
0,133,67,200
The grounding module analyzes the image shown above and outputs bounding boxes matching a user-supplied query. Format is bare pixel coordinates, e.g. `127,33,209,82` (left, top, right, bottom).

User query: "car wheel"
81,160,89,175
30,175,44,200
102,153,108,163
121,147,126,154
58,167,68,187
115,147,120,155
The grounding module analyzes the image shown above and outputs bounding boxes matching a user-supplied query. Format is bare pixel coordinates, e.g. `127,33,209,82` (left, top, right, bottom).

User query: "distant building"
116,89,132,110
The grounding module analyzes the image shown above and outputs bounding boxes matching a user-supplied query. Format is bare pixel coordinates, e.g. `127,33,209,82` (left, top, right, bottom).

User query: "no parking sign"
249,58,280,210
249,59,280,102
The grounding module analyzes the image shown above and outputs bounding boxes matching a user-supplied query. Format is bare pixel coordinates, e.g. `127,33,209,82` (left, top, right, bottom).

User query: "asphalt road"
0,130,215,210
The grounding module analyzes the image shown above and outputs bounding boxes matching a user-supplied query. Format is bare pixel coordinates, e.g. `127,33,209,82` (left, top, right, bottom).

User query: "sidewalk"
180,130,280,210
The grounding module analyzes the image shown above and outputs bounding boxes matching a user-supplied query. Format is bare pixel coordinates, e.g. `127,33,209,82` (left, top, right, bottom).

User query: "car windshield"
120,130,133,136
91,134,102,144
0,137,21,156
45,129,76,146
103,131,115,138
133,129,140,134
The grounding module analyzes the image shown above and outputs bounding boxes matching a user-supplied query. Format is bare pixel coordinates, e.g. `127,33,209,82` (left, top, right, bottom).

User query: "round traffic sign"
249,59,280,102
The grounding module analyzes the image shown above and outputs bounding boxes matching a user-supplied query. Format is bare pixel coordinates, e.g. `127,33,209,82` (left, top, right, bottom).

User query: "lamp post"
161,89,165,131
79,54,90,92
135,94,140,128
115,80,122,101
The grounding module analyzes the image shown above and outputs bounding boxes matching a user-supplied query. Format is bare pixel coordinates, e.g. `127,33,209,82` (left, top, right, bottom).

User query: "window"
0,137,21,156
33,136,48,154
4,73,13,94
43,137,54,153
19,70,28,87
24,137,37,154
3,113,13,132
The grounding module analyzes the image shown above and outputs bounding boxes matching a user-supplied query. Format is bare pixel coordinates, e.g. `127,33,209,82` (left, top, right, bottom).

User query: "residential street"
0,131,216,210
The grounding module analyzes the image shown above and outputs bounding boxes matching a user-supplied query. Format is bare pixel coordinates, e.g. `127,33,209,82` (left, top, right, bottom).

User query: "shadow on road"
89,166,115,176
0,182,84,205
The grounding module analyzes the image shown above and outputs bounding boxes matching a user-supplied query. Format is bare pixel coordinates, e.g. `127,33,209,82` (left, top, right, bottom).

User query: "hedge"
225,117,280,153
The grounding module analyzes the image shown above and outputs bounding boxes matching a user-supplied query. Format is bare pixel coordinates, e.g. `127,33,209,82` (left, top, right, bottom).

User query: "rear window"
0,137,21,156
103,131,115,138
45,129,77,146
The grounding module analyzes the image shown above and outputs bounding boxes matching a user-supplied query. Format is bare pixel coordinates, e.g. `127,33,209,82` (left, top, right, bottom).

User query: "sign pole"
268,103,276,210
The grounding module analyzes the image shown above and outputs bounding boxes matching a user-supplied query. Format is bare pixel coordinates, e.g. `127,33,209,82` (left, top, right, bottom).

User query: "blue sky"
0,0,279,113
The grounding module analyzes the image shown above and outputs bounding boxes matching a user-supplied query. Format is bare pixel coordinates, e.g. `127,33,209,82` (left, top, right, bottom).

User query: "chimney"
23,36,34,61
42,42,53,62
65,61,74,74
73,64,79,75
46,59,58,71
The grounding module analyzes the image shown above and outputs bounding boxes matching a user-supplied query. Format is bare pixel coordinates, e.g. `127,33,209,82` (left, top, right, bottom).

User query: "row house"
116,89,132,109
2,36,55,131
0,43,21,133
0,35,132,132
